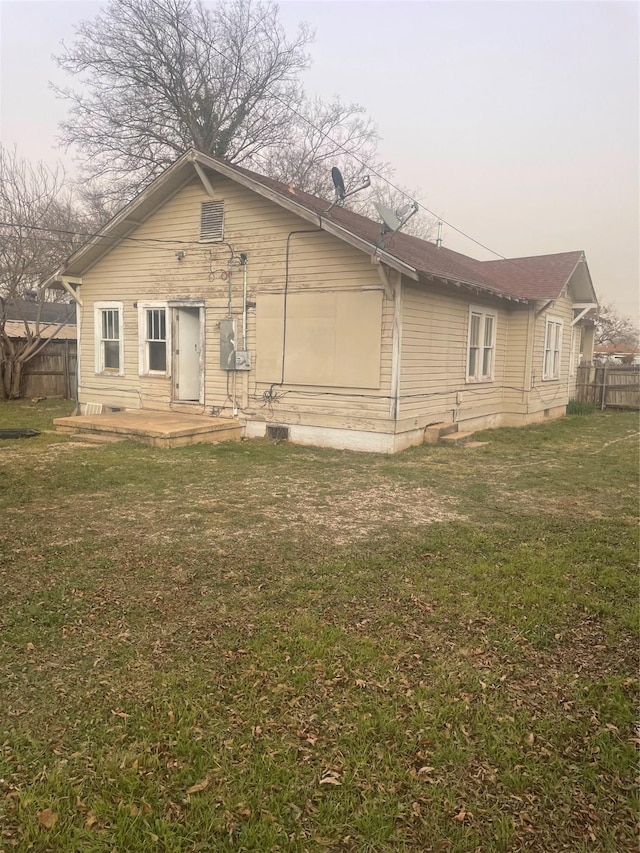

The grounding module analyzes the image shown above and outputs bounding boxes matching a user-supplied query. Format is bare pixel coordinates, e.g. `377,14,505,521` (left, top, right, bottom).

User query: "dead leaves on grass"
186,775,211,795
37,808,58,829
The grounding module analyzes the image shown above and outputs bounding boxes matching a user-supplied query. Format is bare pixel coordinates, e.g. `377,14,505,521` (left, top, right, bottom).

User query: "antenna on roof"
436,220,443,248
374,200,419,239
325,167,371,212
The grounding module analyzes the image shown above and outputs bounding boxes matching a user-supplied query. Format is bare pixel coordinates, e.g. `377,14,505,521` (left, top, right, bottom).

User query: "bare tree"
54,0,312,199
595,300,639,349
53,0,436,238
0,147,83,399
257,96,384,195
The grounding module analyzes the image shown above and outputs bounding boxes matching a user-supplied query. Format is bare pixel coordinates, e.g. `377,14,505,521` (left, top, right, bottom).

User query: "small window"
138,303,169,375
200,200,224,241
543,317,563,380
95,302,124,375
467,308,496,382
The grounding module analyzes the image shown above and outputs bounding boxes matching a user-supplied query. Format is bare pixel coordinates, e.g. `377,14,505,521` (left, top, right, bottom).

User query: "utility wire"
145,0,528,266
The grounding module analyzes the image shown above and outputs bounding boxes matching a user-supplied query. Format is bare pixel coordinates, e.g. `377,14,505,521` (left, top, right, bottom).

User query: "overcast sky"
1,0,638,316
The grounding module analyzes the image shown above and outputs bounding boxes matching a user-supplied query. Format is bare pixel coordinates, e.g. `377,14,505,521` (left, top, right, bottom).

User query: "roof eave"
418,271,528,303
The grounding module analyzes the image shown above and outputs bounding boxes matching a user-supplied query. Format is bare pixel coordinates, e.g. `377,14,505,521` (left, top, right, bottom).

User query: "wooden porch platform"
54,410,242,448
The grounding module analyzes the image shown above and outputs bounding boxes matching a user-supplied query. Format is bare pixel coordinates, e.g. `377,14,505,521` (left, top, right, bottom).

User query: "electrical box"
234,350,251,370
220,319,236,370
220,319,251,371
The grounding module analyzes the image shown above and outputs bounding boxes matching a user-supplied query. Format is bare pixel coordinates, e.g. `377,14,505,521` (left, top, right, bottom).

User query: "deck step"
441,430,476,445
423,422,458,445
54,411,241,449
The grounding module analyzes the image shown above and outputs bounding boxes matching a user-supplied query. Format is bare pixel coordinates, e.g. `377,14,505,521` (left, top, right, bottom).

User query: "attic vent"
266,425,289,441
200,200,224,241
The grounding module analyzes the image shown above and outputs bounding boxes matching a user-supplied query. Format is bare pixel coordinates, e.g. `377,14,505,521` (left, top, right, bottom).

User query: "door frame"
169,299,205,404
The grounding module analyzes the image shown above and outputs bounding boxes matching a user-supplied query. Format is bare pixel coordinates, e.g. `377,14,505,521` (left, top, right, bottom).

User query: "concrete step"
423,422,458,445
71,432,128,444
441,430,476,445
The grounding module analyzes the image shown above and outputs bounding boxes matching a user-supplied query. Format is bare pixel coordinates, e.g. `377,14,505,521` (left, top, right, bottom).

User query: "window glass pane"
482,347,492,377
102,309,119,341
469,314,480,346
484,316,494,347
104,340,119,369
544,348,551,377
148,341,166,372
468,347,477,377
146,309,166,341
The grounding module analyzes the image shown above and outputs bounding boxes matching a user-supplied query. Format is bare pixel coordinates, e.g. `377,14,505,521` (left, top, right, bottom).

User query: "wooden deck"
54,410,242,448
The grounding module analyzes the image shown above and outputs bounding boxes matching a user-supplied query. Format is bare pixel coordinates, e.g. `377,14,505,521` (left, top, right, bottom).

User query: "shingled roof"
212,156,595,303
48,149,597,305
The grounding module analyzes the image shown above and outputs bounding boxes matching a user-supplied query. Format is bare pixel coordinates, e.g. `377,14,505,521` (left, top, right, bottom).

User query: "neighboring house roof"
1,297,77,340
2,321,77,341
595,343,640,356
1,297,76,325
47,149,598,306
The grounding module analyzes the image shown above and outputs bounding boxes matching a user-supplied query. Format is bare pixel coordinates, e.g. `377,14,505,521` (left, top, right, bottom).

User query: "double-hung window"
138,303,169,375
95,302,124,374
543,317,563,380
467,308,496,382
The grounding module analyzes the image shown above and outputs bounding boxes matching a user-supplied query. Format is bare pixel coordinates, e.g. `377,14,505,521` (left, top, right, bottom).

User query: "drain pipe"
239,253,248,348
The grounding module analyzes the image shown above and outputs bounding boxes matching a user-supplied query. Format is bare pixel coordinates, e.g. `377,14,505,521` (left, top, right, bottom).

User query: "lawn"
0,400,638,852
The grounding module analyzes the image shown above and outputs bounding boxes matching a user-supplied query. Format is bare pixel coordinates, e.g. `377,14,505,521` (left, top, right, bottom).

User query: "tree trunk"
1,356,24,399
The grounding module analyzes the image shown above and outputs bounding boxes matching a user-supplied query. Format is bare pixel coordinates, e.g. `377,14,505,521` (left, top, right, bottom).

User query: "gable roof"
47,149,597,305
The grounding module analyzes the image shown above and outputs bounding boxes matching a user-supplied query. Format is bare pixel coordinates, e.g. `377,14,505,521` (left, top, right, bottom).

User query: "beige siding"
527,290,575,413
398,281,512,429
77,176,395,431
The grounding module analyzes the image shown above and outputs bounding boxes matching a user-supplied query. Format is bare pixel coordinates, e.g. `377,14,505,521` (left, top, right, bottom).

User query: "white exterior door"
173,307,202,401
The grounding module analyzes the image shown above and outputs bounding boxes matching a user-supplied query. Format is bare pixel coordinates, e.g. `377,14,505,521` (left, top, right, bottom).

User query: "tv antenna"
436,220,443,248
326,167,371,211
374,200,419,238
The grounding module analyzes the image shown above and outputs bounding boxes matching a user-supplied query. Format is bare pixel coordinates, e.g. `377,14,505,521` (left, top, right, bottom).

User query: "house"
1,294,76,340
45,149,598,453
594,343,640,366
1,295,77,398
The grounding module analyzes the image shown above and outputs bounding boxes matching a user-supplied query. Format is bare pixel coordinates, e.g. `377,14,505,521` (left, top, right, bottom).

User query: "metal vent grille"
266,425,289,441
200,201,224,241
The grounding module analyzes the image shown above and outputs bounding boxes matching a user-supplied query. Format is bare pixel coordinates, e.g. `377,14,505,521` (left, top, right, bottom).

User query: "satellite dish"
374,203,401,234
331,167,346,201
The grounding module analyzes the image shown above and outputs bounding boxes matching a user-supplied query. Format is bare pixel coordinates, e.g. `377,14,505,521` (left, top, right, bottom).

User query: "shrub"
567,399,595,415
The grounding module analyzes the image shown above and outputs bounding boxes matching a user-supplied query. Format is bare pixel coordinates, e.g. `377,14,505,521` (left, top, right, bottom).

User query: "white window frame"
138,302,171,376
543,316,563,380
94,301,124,376
466,306,497,383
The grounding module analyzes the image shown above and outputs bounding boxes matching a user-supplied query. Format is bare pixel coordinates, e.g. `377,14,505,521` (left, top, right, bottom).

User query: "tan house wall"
74,169,583,451
76,175,397,446
398,280,512,433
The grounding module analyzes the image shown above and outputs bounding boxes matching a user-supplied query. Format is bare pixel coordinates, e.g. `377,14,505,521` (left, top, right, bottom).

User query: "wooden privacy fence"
21,339,77,399
576,364,640,410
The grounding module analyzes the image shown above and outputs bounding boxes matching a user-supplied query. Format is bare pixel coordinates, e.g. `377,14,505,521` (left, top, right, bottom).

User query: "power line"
145,0,521,264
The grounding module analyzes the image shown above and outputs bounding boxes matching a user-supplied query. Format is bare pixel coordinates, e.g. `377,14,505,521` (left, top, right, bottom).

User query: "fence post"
63,341,70,399
601,364,608,410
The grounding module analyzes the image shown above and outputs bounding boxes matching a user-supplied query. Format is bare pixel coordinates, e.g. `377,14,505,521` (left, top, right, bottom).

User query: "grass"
0,399,638,852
